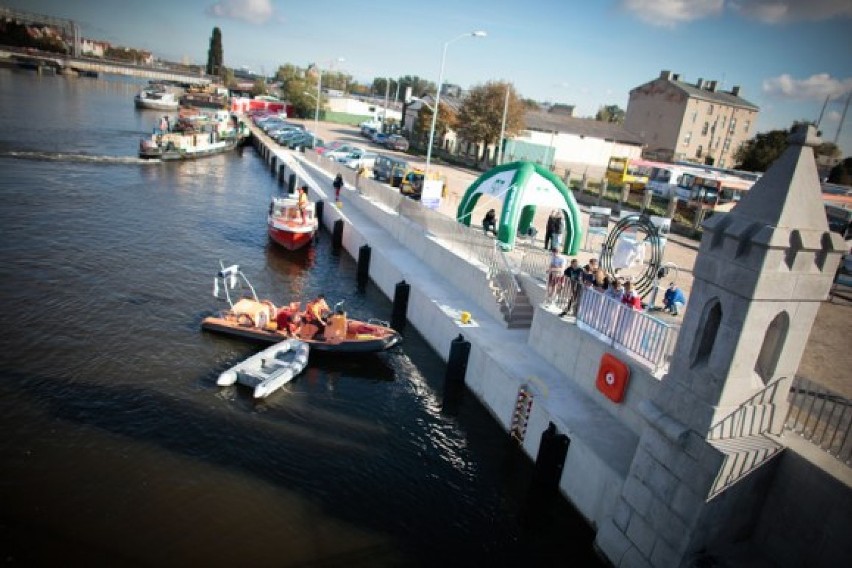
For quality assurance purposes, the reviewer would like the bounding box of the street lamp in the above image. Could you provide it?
[313,57,344,148]
[424,31,486,178]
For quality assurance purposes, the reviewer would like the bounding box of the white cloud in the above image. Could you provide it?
[207,0,274,25]
[730,0,852,23]
[620,0,723,27]
[762,73,852,101]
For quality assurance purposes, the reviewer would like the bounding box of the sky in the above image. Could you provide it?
[7,0,852,155]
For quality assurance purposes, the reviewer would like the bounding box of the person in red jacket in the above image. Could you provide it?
[621,281,643,310]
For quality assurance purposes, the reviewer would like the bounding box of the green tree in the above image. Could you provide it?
[397,75,434,100]
[521,98,540,110]
[455,81,525,162]
[251,78,268,96]
[596,104,625,123]
[206,27,223,76]
[735,123,842,172]
[411,103,456,148]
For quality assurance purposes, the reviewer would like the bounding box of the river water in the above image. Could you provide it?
[0,70,601,567]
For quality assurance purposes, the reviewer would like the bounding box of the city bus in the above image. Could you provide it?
[605,157,664,191]
[687,173,755,214]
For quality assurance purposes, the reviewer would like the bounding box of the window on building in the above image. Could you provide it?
[691,299,722,368]
[696,145,704,157]
[708,105,715,115]
[744,120,750,133]
[729,118,737,134]
[755,312,789,385]
[702,122,709,135]
[692,111,698,123]
[723,138,731,151]
[683,132,692,145]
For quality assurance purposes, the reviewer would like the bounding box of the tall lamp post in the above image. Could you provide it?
[313,57,344,147]
[424,31,486,178]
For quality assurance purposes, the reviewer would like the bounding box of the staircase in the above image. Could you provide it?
[502,288,534,328]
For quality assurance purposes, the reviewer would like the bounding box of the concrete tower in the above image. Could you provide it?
[596,124,847,567]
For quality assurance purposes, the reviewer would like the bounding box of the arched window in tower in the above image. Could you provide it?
[755,312,789,385]
[690,298,722,368]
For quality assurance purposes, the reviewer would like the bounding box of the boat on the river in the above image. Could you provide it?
[217,338,309,398]
[202,263,402,353]
[134,89,179,111]
[267,195,318,251]
[139,109,248,160]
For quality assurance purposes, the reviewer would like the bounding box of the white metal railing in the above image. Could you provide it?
[575,288,678,372]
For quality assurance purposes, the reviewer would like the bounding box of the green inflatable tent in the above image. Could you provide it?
[457,161,583,255]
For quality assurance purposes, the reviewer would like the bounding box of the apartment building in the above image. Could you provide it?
[625,70,759,167]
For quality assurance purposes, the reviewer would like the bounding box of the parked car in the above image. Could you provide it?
[341,150,378,170]
[385,134,409,152]
[373,154,410,187]
[399,169,425,199]
[371,132,389,145]
[287,132,323,149]
[275,129,304,145]
[324,145,362,161]
[315,140,348,156]
[361,126,377,139]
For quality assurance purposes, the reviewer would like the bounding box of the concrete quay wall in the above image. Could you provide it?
[256,136,636,529]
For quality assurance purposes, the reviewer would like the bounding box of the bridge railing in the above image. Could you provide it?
[785,376,852,465]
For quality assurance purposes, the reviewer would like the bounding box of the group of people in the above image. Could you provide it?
[275,293,331,339]
[547,252,687,317]
[548,253,645,314]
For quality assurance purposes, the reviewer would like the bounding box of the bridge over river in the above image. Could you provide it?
[0,48,212,85]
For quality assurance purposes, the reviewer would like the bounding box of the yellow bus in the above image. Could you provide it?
[605,157,662,190]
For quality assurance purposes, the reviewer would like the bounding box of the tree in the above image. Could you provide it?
[596,104,625,123]
[206,27,223,76]
[455,81,525,162]
[734,123,842,172]
[411,103,457,148]
[828,157,852,185]
[251,78,268,97]
[397,75,435,100]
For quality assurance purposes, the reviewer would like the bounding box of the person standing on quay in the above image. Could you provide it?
[544,210,563,250]
[333,173,343,202]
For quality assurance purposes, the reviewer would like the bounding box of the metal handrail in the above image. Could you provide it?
[785,376,852,465]
[575,287,678,372]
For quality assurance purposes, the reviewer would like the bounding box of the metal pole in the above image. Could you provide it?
[834,92,851,146]
[497,83,509,166]
[384,78,390,132]
[425,31,485,179]
[314,67,321,148]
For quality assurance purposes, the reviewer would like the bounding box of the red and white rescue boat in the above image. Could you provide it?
[267,196,318,251]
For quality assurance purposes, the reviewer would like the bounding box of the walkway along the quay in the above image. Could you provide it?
[250,123,852,568]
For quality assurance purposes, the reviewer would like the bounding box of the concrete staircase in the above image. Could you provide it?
[502,289,534,329]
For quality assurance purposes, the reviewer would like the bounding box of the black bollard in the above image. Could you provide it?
[278,165,285,184]
[332,219,344,254]
[444,334,471,385]
[270,157,276,175]
[391,280,410,332]
[315,200,324,226]
[288,173,296,194]
[532,422,570,496]
[356,244,371,290]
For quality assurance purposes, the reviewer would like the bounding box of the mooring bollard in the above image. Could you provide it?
[532,422,571,496]
[287,173,296,194]
[278,165,285,184]
[357,244,371,290]
[315,200,324,226]
[332,219,344,253]
[391,280,410,331]
[444,333,471,385]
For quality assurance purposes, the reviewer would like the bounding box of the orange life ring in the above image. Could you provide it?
[596,353,630,403]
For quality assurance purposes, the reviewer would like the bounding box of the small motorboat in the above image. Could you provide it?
[201,263,402,353]
[134,89,180,111]
[217,338,309,398]
[267,196,318,251]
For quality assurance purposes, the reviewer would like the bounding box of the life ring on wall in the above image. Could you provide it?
[596,353,630,403]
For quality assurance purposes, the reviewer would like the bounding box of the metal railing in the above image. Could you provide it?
[785,377,852,465]
[575,288,678,372]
